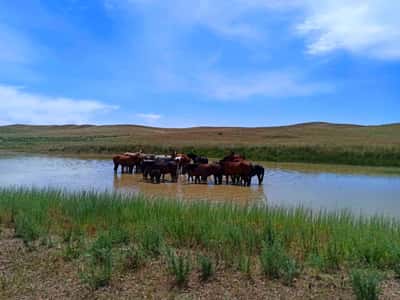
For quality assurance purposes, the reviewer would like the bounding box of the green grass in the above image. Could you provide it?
[198,255,215,281]
[1,188,400,277]
[350,269,383,300]
[1,123,400,167]
[79,233,114,289]
[165,247,191,287]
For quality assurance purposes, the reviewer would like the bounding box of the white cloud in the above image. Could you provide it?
[0,85,118,125]
[115,0,400,60]
[136,113,161,123]
[198,71,332,100]
[297,1,400,59]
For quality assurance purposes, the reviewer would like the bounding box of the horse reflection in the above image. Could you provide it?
[113,174,267,206]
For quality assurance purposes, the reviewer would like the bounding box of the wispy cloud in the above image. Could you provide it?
[106,0,299,41]
[297,1,400,59]
[136,113,162,123]
[199,71,332,100]
[113,0,400,60]
[0,85,118,125]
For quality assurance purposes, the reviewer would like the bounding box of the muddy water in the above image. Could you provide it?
[1,153,400,217]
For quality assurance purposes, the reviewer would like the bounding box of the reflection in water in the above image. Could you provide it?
[113,173,266,205]
[0,153,400,217]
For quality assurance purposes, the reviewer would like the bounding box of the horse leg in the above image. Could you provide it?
[114,163,119,173]
[225,175,229,185]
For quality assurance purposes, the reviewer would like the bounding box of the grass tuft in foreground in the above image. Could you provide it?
[350,269,383,300]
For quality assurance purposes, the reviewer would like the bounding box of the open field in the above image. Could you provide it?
[1,122,400,167]
[1,188,400,298]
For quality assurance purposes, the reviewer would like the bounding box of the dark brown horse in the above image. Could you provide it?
[220,152,252,185]
[182,163,223,184]
[222,152,246,162]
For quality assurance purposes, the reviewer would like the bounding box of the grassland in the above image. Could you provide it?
[1,188,400,298]
[1,122,400,167]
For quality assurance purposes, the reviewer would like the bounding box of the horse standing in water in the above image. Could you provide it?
[220,152,253,186]
[174,153,191,175]
[251,164,265,185]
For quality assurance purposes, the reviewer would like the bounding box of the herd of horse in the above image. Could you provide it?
[112,151,265,186]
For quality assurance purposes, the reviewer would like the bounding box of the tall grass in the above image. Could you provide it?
[1,188,400,272]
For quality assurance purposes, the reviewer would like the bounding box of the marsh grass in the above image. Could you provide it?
[198,255,215,281]
[63,235,84,261]
[2,188,400,278]
[350,269,383,300]
[14,213,41,246]
[237,254,252,278]
[165,247,191,287]
[79,233,113,289]
[120,245,146,272]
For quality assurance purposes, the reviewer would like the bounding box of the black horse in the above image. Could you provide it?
[142,158,177,183]
[187,153,208,164]
[251,164,265,185]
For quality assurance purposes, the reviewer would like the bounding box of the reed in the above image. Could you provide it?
[1,187,400,274]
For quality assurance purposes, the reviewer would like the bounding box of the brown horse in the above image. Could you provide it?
[183,163,216,184]
[220,152,252,185]
[113,155,136,173]
[123,152,145,173]
[175,153,191,174]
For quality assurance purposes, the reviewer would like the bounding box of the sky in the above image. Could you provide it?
[0,0,399,127]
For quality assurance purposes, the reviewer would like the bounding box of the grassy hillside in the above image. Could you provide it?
[1,122,400,166]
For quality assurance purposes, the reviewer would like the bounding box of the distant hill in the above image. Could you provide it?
[1,123,400,166]
[1,122,400,148]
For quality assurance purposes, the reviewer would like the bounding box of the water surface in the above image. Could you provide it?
[1,153,400,217]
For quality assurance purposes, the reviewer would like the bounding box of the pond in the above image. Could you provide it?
[1,153,400,217]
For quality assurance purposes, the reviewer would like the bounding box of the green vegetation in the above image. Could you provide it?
[198,255,215,281]
[0,187,399,296]
[350,269,383,300]
[260,241,299,285]
[165,248,191,287]
[14,213,41,247]
[1,123,400,166]
[120,245,146,272]
[79,233,114,289]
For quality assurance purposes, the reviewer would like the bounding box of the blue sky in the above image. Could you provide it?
[0,0,399,127]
